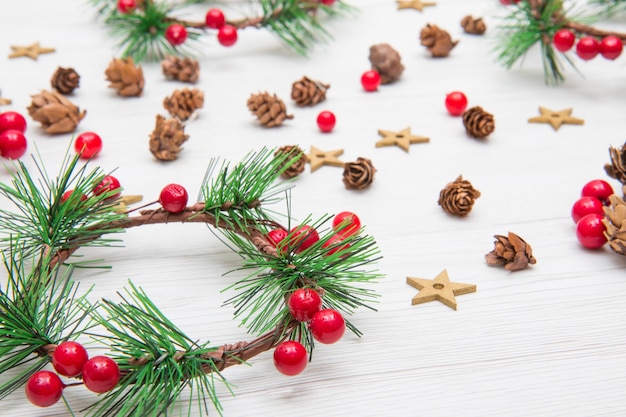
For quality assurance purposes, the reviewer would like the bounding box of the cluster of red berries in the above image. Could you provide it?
[553,30,623,61]
[0,111,28,160]
[25,341,120,408]
[571,179,614,249]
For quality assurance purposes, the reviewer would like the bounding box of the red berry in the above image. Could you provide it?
[61,189,87,204]
[576,36,600,60]
[0,111,27,133]
[309,309,345,344]
[322,234,350,256]
[332,211,361,237]
[165,24,188,46]
[576,213,607,249]
[117,0,137,13]
[159,183,188,213]
[52,341,89,377]
[571,196,604,223]
[600,35,623,60]
[267,228,288,246]
[273,341,307,376]
[82,356,120,393]
[553,29,576,52]
[217,25,238,47]
[288,289,322,322]
[25,371,64,408]
[320,0,336,5]
[0,129,27,159]
[316,110,336,133]
[93,175,122,200]
[74,132,103,159]
[581,179,614,204]
[205,8,225,29]
[499,0,520,3]
[361,70,381,92]
[288,225,320,254]
[444,91,468,116]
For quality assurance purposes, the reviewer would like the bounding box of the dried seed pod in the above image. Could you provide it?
[161,56,200,84]
[247,92,293,128]
[369,44,404,84]
[51,67,80,94]
[105,57,144,97]
[291,76,330,106]
[485,232,536,271]
[343,157,376,190]
[275,145,308,179]
[461,15,486,35]
[149,115,189,161]
[463,106,495,138]
[438,175,481,216]
[602,193,626,255]
[604,142,626,186]
[420,24,459,58]
[163,88,204,121]
[27,89,86,134]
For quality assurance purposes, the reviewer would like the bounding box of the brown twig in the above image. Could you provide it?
[565,22,626,42]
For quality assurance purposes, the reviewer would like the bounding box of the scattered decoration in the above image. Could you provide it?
[581,179,614,205]
[307,146,344,172]
[527,107,584,131]
[113,195,144,214]
[343,157,376,190]
[603,194,626,255]
[485,232,536,271]
[376,128,429,152]
[51,67,80,95]
[445,91,468,116]
[247,92,293,128]
[0,91,12,106]
[163,88,204,121]
[75,132,103,159]
[461,15,486,35]
[576,213,607,249]
[165,23,188,46]
[420,24,458,58]
[8,42,55,60]
[438,175,481,216]
[406,269,476,310]
[105,57,145,97]
[159,184,189,214]
[361,70,381,92]
[161,56,200,84]
[0,129,28,160]
[463,106,495,138]
[274,145,307,179]
[291,76,330,106]
[605,142,626,186]
[217,25,239,47]
[369,44,404,84]
[274,341,308,376]
[309,309,346,344]
[25,370,64,407]
[571,196,604,223]
[317,110,336,133]
[27,90,86,134]
[149,114,189,161]
[396,0,436,12]
[0,111,27,134]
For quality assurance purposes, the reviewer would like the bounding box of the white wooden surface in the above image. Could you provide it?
[2,1,626,416]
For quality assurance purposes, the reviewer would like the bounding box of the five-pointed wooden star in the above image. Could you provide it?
[376,127,430,153]
[306,146,344,172]
[0,96,11,106]
[396,0,436,11]
[527,107,584,131]
[9,42,56,60]
[406,269,476,310]
[113,195,144,214]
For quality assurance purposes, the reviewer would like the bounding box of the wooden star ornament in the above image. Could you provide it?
[376,128,429,153]
[9,42,55,60]
[397,0,436,11]
[406,269,476,310]
[527,107,584,131]
[306,146,344,172]
[0,91,11,106]
[113,195,144,214]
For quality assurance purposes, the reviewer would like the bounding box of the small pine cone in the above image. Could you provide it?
[51,67,80,94]
[105,57,144,97]
[463,106,495,138]
[275,145,308,179]
[438,175,481,216]
[485,232,536,271]
[461,15,486,35]
[161,56,200,84]
[163,88,204,121]
[247,92,294,128]
[27,90,86,134]
[420,24,459,58]
[149,115,189,161]
[343,157,376,190]
[602,194,626,255]
[291,76,330,106]
[369,44,405,84]
[604,142,626,185]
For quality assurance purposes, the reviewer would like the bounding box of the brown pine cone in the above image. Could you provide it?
[369,44,405,85]
[343,157,376,190]
[438,175,481,216]
[27,90,86,134]
[275,145,308,179]
[485,232,536,271]
[291,76,330,106]
[105,57,144,97]
[163,88,204,121]
[461,16,486,35]
[149,115,189,161]
[247,92,294,128]
[602,193,626,255]
[463,106,495,138]
[420,24,459,58]
[161,56,200,84]
[604,142,626,185]
[51,67,80,94]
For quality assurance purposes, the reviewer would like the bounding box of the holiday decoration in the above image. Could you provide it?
[217,25,238,47]
[75,132,103,159]
[420,24,458,58]
[51,67,80,95]
[343,157,376,190]
[438,175,481,216]
[51,341,89,378]
[572,197,604,223]
[247,92,294,128]
[117,0,137,14]
[27,90,86,134]
[205,8,225,29]
[113,194,143,214]
[485,232,537,271]
[0,111,27,133]
[576,213,608,249]
[396,0,436,12]
[288,224,320,254]
[149,114,189,161]
[105,57,145,97]
[93,175,122,199]
[406,269,476,310]
[576,36,600,60]
[369,44,405,84]
[307,146,345,172]
[461,15,486,35]
[288,289,322,322]
[273,341,308,376]
[317,111,336,133]
[8,42,55,60]
[0,96,11,106]
[161,56,200,84]
[274,145,307,179]
[309,309,346,344]
[445,91,468,116]
[81,355,121,393]
[165,23,188,46]
[604,142,626,186]
[0,130,27,160]
[462,106,495,138]
[291,76,330,106]
[528,107,584,131]
[159,183,189,213]
[361,70,381,92]
[332,211,361,237]
[602,193,626,255]
[376,128,429,152]
[581,179,614,205]
[599,35,623,60]
[163,88,204,121]
[25,371,64,407]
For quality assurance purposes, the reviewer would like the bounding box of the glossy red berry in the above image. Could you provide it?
[309,309,345,344]
[288,225,320,254]
[581,179,614,205]
[0,111,27,133]
[599,35,623,60]
[576,36,600,60]
[0,130,27,159]
[205,8,225,29]
[332,211,361,237]
[288,288,322,322]
[571,196,604,224]
[576,213,607,249]
[444,91,468,116]
[361,70,381,92]
[117,0,137,13]
[82,356,120,393]
[267,228,288,246]
[165,24,188,46]
[273,341,307,376]
[159,183,188,213]
[321,0,336,5]
[217,25,238,47]
[316,110,336,133]
[553,29,576,52]
[322,234,350,256]
[499,0,520,4]
[93,175,122,200]
[61,189,87,204]
[74,132,103,159]
[25,371,64,407]
[52,341,89,377]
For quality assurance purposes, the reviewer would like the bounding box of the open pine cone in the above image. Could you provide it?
[343,157,376,190]
[149,115,189,161]
[420,24,458,58]
[438,175,481,216]
[27,89,86,134]
[163,88,204,121]
[461,16,486,35]
[485,232,536,271]
[105,57,144,97]
[291,76,330,106]
[247,92,293,127]
[51,67,80,94]
[369,44,404,84]
[161,56,200,84]
[604,142,626,186]
[602,193,626,255]
[275,145,308,179]
[463,106,495,139]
